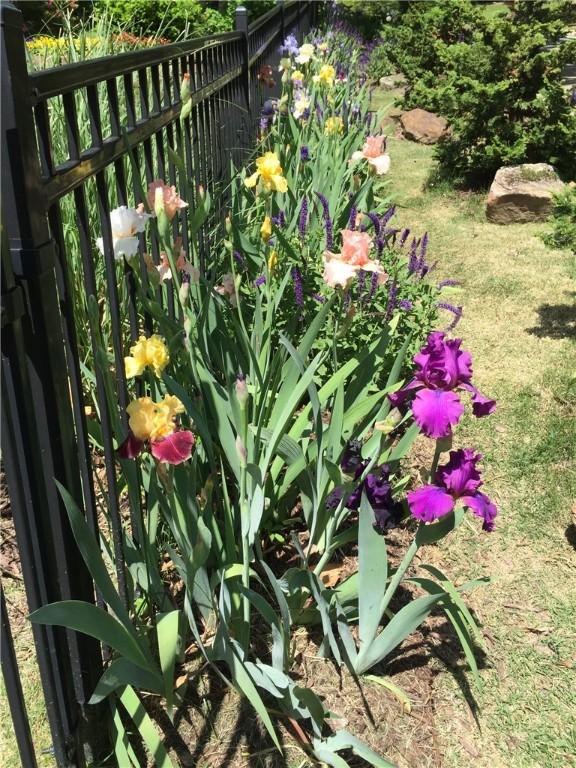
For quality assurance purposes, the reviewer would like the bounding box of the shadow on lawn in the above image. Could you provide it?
[565,523,576,551]
[526,293,576,339]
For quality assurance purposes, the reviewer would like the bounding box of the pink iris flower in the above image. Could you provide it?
[323,229,387,289]
[351,136,391,175]
[389,331,496,439]
[407,448,497,531]
[147,180,188,221]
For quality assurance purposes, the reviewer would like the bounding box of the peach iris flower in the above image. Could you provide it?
[156,237,199,283]
[351,136,391,175]
[147,180,188,220]
[322,229,387,289]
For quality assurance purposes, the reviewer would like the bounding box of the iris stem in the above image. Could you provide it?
[430,440,443,478]
[238,405,250,639]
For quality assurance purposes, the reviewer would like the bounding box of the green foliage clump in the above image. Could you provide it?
[374,0,576,187]
[540,186,576,253]
[94,0,275,41]
[368,44,395,81]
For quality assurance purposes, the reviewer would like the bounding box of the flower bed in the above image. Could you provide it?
[30,28,498,767]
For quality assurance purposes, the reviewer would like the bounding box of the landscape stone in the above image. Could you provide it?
[486,163,565,224]
[400,108,448,144]
[378,73,408,90]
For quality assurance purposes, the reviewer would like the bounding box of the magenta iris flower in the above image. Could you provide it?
[389,331,495,439]
[407,449,497,531]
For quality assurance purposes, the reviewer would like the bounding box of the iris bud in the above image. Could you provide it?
[235,374,249,409]
[179,282,190,305]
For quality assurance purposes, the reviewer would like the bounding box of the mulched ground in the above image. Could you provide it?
[2,460,475,768]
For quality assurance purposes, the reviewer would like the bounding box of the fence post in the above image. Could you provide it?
[235,5,252,142]
[1,3,109,765]
[278,0,285,45]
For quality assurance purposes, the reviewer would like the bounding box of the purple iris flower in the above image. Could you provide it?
[327,442,403,533]
[300,146,310,162]
[280,34,299,56]
[407,449,497,532]
[389,332,496,439]
[271,210,285,228]
[254,275,266,287]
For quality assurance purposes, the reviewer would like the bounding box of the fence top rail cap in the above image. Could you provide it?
[27,30,244,101]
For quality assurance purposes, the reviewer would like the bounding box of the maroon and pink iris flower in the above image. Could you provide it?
[389,331,496,439]
[407,448,497,531]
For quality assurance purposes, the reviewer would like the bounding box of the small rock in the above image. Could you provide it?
[400,108,448,144]
[379,73,407,90]
[486,164,565,224]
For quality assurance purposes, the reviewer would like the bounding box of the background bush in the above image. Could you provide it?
[367,0,576,187]
[540,186,576,253]
[19,0,277,42]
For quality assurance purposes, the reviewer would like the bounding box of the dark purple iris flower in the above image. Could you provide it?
[389,332,496,439]
[300,146,310,162]
[407,449,497,531]
[327,442,403,533]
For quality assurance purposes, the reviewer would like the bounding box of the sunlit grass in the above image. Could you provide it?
[379,93,576,768]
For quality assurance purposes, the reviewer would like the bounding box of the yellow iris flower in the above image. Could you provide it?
[244,152,288,193]
[315,64,335,87]
[127,394,184,442]
[324,116,344,136]
[124,335,170,378]
[268,250,278,271]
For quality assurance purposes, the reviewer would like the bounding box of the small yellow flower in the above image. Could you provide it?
[291,69,305,83]
[324,116,344,136]
[244,152,288,194]
[127,394,184,442]
[267,250,278,271]
[261,216,272,242]
[125,335,170,378]
[314,64,335,87]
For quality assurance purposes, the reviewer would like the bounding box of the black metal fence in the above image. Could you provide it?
[0,2,315,765]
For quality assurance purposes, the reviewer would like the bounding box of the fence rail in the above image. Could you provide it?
[0,2,315,765]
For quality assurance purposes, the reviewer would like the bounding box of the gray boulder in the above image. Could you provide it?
[486,164,565,224]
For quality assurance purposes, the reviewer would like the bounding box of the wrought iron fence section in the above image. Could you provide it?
[1,2,314,766]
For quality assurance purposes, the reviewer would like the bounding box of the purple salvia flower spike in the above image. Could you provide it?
[298,197,308,240]
[291,267,304,307]
[385,280,398,320]
[358,270,366,304]
[366,271,379,304]
[399,228,410,247]
[367,211,381,238]
[437,302,463,331]
[315,193,334,250]
[381,205,396,227]
[349,202,358,231]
